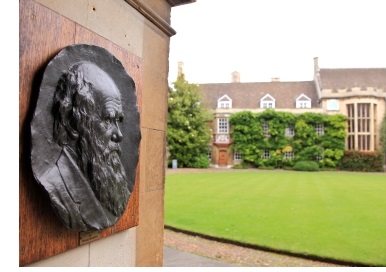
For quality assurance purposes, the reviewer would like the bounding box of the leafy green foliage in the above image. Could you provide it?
[167,74,211,168]
[380,113,386,163]
[190,154,210,168]
[293,161,320,171]
[229,109,347,169]
[339,151,384,172]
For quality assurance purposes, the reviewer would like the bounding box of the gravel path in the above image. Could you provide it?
[164,228,344,267]
[165,168,349,267]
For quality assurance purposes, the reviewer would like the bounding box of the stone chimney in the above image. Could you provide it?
[313,57,319,72]
[231,71,240,83]
[313,57,322,101]
[178,61,184,77]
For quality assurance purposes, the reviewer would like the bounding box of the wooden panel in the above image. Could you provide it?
[74,25,143,238]
[19,0,142,266]
[19,0,79,266]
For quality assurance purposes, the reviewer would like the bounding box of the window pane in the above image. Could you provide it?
[218,118,229,133]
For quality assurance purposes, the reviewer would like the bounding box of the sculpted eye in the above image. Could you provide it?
[104,118,112,125]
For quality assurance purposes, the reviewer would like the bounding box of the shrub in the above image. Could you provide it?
[339,151,384,172]
[190,155,210,168]
[233,162,250,169]
[293,161,320,172]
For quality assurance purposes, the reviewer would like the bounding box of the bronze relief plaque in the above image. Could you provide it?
[31,44,141,231]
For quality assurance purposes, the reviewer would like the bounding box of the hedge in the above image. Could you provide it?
[339,151,384,172]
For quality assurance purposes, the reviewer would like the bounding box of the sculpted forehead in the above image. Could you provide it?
[75,62,121,100]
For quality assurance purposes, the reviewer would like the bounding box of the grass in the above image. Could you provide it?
[164,171,386,266]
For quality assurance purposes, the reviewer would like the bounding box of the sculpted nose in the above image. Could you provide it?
[111,123,123,143]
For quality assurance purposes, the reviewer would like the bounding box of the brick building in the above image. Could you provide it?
[194,58,386,167]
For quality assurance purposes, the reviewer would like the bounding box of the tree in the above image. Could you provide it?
[167,74,212,168]
[380,113,386,165]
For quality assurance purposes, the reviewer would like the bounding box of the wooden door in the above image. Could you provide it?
[219,150,227,166]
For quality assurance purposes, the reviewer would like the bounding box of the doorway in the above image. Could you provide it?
[218,150,227,166]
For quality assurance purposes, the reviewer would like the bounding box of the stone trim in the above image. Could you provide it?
[125,0,176,37]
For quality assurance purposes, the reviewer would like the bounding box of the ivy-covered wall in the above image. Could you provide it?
[229,109,347,169]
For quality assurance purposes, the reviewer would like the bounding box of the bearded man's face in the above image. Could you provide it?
[77,71,129,217]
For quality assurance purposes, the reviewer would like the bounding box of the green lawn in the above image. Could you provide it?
[165,171,386,266]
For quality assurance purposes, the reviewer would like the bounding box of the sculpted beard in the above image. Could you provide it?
[78,124,129,217]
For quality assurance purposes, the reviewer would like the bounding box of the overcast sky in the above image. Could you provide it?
[168,0,386,85]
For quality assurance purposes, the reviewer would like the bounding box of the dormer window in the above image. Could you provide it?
[260,94,275,109]
[217,94,232,109]
[296,94,311,108]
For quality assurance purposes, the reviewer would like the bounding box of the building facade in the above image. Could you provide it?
[197,58,386,168]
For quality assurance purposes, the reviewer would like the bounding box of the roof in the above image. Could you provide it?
[167,0,196,7]
[199,81,318,109]
[319,68,386,89]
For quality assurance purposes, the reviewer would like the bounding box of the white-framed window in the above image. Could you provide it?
[316,155,323,161]
[285,124,295,137]
[295,94,311,108]
[218,118,229,133]
[219,101,231,108]
[207,145,212,160]
[262,101,274,108]
[234,150,242,161]
[315,147,324,161]
[283,151,295,160]
[298,102,308,108]
[261,149,270,159]
[314,124,324,136]
[260,94,275,109]
[326,99,339,111]
[262,121,269,137]
[217,94,232,109]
